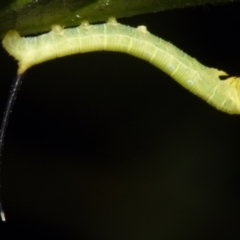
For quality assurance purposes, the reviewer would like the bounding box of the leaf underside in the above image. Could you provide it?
[0,0,237,38]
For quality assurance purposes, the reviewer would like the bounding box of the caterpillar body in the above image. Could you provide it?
[2,17,240,114]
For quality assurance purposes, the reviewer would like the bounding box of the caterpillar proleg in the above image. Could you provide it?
[0,17,240,220]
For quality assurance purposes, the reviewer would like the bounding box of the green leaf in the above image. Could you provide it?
[0,0,238,38]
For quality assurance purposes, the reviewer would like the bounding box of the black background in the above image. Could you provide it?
[0,2,240,240]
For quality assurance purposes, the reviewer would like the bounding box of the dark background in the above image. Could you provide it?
[0,2,240,240]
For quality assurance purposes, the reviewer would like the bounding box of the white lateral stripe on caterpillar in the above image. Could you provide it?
[2,17,240,114]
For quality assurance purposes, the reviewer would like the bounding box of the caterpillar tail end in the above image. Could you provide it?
[2,30,21,56]
[2,30,28,75]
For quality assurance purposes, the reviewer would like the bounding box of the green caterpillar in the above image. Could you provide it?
[2,17,240,114]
